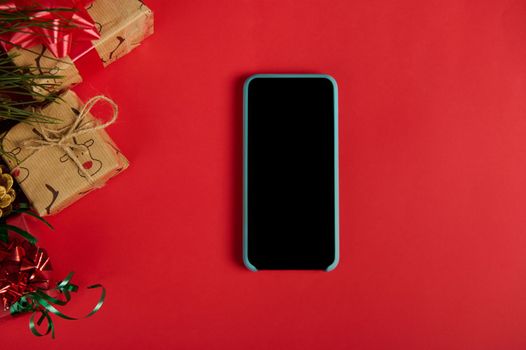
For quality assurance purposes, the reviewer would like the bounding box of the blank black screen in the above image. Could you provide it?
[246,76,337,270]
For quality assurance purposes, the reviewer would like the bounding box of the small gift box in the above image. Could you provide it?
[0,91,128,216]
[4,0,154,94]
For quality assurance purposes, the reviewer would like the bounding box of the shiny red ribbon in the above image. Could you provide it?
[0,0,100,58]
[0,238,51,314]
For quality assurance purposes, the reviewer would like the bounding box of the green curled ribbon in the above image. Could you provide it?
[9,272,105,339]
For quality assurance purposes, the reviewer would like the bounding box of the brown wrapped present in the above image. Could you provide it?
[0,91,128,216]
[9,0,154,94]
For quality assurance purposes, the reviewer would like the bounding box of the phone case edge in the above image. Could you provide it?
[242,73,340,272]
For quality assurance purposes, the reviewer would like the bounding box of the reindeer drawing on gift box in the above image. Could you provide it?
[59,136,103,178]
[31,125,103,179]
[2,147,30,184]
[32,126,103,214]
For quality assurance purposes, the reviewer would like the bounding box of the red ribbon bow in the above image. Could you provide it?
[0,0,100,58]
[0,238,51,314]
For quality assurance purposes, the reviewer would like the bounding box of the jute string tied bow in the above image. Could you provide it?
[20,95,118,183]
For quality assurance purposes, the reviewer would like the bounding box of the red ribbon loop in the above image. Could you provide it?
[0,0,100,58]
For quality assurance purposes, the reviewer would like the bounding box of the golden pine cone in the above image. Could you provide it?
[0,168,15,218]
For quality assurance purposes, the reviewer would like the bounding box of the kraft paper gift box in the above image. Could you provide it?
[0,91,128,216]
[8,0,154,95]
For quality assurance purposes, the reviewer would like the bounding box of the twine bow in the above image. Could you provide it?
[21,95,118,183]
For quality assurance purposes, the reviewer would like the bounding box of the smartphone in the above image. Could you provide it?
[243,74,339,271]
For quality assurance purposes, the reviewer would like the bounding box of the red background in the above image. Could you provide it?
[3,0,526,349]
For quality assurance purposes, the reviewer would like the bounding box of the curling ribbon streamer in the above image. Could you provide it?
[10,272,105,338]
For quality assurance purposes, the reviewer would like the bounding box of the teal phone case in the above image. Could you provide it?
[243,74,340,272]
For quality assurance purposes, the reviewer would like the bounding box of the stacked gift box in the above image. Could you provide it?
[0,0,153,337]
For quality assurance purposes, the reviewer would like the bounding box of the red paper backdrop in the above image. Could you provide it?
[3,0,526,349]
